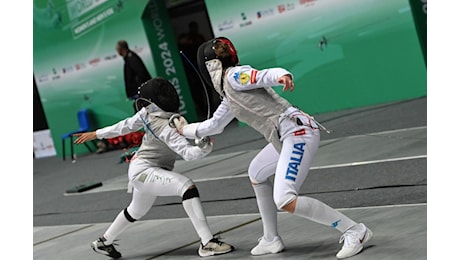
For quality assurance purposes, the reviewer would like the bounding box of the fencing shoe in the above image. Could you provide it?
[250,235,285,256]
[198,237,234,257]
[336,223,373,259]
[91,237,122,259]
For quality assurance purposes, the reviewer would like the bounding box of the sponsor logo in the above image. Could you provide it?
[359,230,367,243]
[104,54,117,60]
[89,58,100,65]
[37,74,49,83]
[279,3,296,13]
[62,66,74,74]
[331,219,341,228]
[75,63,85,70]
[299,0,316,6]
[240,12,252,27]
[278,4,286,13]
[232,71,250,85]
[134,46,144,53]
[239,73,250,84]
[72,7,115,38]
[285,142,305,181]
[257,8,274,19]
[218,19,234,31]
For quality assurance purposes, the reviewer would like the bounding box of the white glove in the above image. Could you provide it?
[168,114,188,134]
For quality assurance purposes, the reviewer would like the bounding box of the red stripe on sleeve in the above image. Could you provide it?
[250,70,258,84]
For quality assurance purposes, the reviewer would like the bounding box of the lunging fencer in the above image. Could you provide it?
[73,78,234,259]
[174,37,373,259]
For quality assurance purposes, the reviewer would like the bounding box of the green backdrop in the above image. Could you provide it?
[34,0,426,158]
[205,0,426,114]
[33,0,197,157]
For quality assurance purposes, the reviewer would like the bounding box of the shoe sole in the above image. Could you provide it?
[91,242,122,259]
[198,246,234,257]
[250,239,285,256]
[251,245,285,256]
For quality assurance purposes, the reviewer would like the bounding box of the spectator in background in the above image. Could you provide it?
[116,40,152,112]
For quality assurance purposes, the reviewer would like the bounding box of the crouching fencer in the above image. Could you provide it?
[73,77,234,259]
[173,37,373,259]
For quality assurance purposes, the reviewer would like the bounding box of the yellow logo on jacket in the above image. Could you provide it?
[238,72,251,84]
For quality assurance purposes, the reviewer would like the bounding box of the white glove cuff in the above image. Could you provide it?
[182,123,200,139]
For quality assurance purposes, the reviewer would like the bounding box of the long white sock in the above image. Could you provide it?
[293,196,356,233]
[182,197,213,245]
[252,181,278,241]
[103,210,131,244]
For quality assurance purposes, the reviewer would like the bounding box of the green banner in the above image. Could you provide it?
[408,0,427,65]
[142,0,197,121]
[204,0,427,114]
[33,0,197,157]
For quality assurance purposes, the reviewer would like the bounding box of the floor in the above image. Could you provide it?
[33,97,427,259]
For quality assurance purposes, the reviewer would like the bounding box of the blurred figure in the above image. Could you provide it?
[116,40,152,112]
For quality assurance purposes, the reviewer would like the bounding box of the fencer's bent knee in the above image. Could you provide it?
[248,162,270,183]
[124,208,137,222]
[182,187,200,201]
[274,193,297,211]
[248,160,274,183]
[248,162,260,183]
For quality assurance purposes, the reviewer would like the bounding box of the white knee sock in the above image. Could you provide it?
[104,210,131,244]
[253,181,278,241]
[293,196,356,233]
[182,197,213,245]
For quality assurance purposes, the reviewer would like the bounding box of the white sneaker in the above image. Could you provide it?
[250,235,285,256]
[336,223,373,259]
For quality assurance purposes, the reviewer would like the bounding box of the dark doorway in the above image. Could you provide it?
[167,0,220,120]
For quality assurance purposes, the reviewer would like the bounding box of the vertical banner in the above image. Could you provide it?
[409,0,427,65]
[142,0,198,122]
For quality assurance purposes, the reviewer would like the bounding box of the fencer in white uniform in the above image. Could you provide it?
[73,77,234,259]
[177,37,373,259]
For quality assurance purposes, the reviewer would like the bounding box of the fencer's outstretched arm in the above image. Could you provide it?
[226,65,294,92]
[161,127,213,161]
[181,99,234,139]
[73,131,97,144]
[278,74,294,92]
[74,108,146,144]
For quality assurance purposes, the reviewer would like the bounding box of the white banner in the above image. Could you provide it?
[33,129,57,158]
